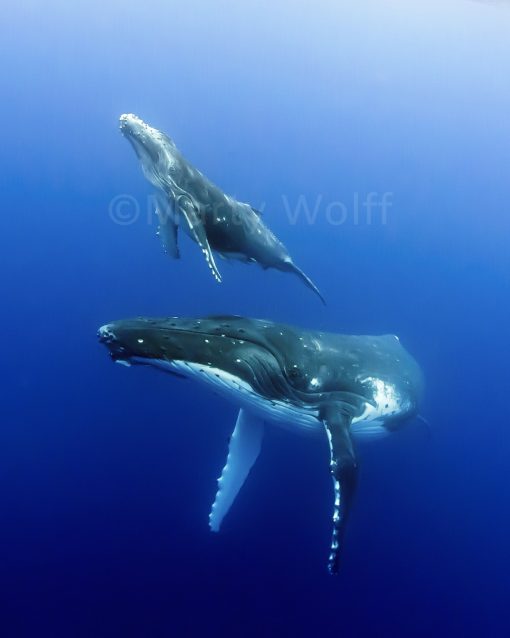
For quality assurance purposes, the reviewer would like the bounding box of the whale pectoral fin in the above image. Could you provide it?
[155,195,180,259]
[321,405,358,574]
[178,197,222,283]
[209,409,264,532]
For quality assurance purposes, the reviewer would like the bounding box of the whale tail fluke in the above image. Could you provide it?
[416,414,433,440]
[284,260,326,305]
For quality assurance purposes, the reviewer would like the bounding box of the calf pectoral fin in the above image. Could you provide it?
[209,409,264,532]
[155,194,180,259]
[178,196,222,283]
[321,405,358,574]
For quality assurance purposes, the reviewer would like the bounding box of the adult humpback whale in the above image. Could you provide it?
[119,114,325,304]
[98,316,423,573]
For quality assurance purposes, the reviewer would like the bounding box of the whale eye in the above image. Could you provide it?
[287,365,304,385]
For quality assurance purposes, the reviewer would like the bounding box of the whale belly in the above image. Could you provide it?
[130,359,398,438]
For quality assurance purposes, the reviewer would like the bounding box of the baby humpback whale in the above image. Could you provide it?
[119,114,325,304]
[98,315,423,573]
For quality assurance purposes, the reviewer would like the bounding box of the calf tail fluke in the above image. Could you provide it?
[288,262,326,305]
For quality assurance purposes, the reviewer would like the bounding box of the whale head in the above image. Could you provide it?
[97,316,292,400]
[119,113,176,185]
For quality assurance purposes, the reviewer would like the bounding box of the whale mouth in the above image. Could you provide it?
[98,325,133,363]
[97,320,297,401]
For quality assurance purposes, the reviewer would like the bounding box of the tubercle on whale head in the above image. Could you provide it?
[119,113,153,136]
[119,113,166,164]
[97,317,258,371]
[97,317,292,400]
[98,320,171,363]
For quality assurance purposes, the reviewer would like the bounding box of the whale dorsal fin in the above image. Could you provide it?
[320,404,358,574]
[209,409,264,532]
[178,196,222,283]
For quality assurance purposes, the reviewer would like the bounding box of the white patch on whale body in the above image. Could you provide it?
[131,358,404,439]
[357,376,409,419]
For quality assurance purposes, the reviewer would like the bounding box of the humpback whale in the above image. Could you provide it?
[119,114,325,304]
[98,315,423,573]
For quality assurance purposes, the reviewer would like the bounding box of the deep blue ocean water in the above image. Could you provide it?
[1,1,510,636]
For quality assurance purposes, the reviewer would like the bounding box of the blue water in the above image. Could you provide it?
[2,1,510,636]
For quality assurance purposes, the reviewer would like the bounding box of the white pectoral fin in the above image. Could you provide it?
[155,194,180,259]
[209,409,264,532]
[178,196,222,282]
